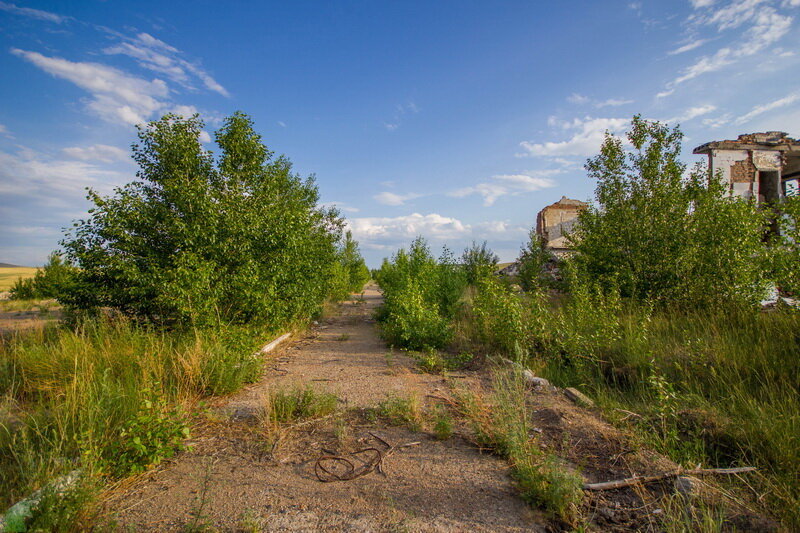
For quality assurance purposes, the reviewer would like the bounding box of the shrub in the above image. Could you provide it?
[472,276,527,358]
[376,238,464,350]
[382,281,451,350]
[103,392,189,477]
[461,241,498,285]
[61,112,344,327]
[516,230,552,291]
[9,253,77,300]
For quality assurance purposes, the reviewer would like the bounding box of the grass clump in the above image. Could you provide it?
[264,387,338,424]
[432,406,453,440]
[376,394,424,432]
[455,371,583,524]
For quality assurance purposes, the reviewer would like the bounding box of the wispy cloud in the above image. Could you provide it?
[373,191,421,206]
[567,93,590,105]
[12,48,170,126]
[595,98,634,108]
[449,171,559,206]
[668,38,709,55]
[735,92,800,124]
[519,117,629,158]
[103,32,229,97]
[659,1,794,96]
[0,1,68,23]
[384,101,419,131]
[663,104,717,124]
[567,93,633,108]
[0,145,129,208]
[62,144,129,163]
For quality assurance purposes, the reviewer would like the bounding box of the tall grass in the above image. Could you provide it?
[452,281,800,528]
[454,370,583,524]
[0,316,272,525]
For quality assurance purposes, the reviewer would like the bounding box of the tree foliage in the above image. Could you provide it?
[9,253,78,300]
[461,241,499,285]
[62,112,346,326]
[516,229,552,291]
[571,116,767,307]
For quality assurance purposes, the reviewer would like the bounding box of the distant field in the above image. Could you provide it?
[0,267,38,291]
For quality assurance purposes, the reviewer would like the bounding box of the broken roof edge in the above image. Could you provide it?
[541,195,589,210]
[693,132,800,155]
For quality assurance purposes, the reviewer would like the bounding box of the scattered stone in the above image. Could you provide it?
[674,476,700,498]
[565,387,595,407]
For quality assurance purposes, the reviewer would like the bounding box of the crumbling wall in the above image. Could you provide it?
[536,197,587,253]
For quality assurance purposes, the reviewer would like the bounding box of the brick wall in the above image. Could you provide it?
[730,158,756,183]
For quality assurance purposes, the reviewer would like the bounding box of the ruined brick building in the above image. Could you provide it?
[535,196,588,256]
[693,131,800,203]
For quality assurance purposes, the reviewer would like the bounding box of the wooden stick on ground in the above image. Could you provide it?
[583,466,756,491]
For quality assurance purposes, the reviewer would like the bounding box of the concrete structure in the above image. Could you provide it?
[693,132,800,203]
[535,196,588,256]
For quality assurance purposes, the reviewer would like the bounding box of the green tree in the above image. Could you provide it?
[9,252,78,300]
[461,241,498,285]
[516,229,552,291]
[572,115,767,307]
[62,112,344,326]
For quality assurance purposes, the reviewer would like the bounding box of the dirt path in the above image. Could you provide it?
[104,284,548,532]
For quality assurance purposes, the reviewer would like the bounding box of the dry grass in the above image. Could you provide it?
[0,267,38,291]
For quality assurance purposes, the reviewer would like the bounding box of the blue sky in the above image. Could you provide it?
[1,0,799,267]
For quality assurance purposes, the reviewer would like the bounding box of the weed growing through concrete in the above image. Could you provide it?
[377,394,424,432]
[454,370,583,525]
[263,387,338,424]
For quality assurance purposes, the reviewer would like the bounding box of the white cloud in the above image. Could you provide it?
[450,171,559,206]
[702,114,732,128]
[690,0,716,7]
[171,104,198,117]
[0,1,67,23]
[0,146,129,208]
[668,38,708,55]
[373,191,421,206]
[12,48,169,126]
[347,212,526,251]
[277,121,286,128]
[198,131,212,143]
[103,32,229,97]
[595,98,634,108]
[664,104,717,123]
[348,213,470,244]
[384,123,399,131]
[519,117,629,157]
[735,93,800,124]
[567,93,590,105]
[62,144,129,163]
[660,3,793,95]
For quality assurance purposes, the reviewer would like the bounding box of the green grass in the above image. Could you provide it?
[376,394,424,431]
[454,370,583,524]
[0,316,270,528]
[263,387,338,424]
[0,267,38,292]
[524,300,800,529]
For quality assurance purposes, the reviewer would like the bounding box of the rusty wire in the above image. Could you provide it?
[314,432,419,482]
